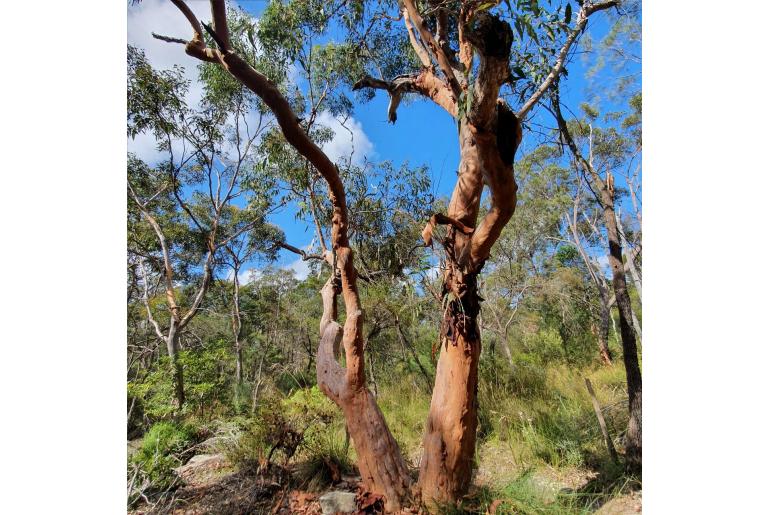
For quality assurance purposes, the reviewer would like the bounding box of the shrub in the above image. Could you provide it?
[521,327,566,364]
[294,427,352,491]
[131,421,197,490]
[223,395,304,469]
[282,385,337,423]
[224,387,337,471]
[275,369,315,394]
[127,340,232,423]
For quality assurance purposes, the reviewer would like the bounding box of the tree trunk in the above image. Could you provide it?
[418,273,481,505]
[159,2,611,508]
[317,277,412,512]
[418,116,513,506]
[500,335,515,366]
[597,303,613,365]
[251,354,264,414]
[231,263,244,387]
[166,326,185,408]
[553,92,642,474]
[235,344,243,385]
[585,378,618,463]
[602,192,642,474]
[631,309,642,340]
[615,212,642,303]
[564,208,613,366]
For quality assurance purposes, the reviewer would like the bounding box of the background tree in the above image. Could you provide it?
[128,45,278,409]
[550,83,642,473]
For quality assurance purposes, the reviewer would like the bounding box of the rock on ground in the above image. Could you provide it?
[319,491,358,514]
[174,454,231,486]
[595,490,642,514]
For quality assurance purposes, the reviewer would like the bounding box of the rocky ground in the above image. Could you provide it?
[129,446,641,514]
[129,449,391,515]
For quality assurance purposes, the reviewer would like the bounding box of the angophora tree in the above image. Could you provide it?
[152,0,619,509]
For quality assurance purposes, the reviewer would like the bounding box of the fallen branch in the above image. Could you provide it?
[585,377,618,463]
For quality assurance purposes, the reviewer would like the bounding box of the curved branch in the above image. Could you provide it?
[463,12,513,129]
[178,250,214,330]
[209,0,231,52]
[429,0,453,61]
[517,0,619,119]
[128,182,181,321]
[421,212,475,248]
[466,148,517,269]
[139,258,166,342]
[170,0,204,37]
[276,241,327,262]
[402,0,461,96]
[353,70,457,120]
[400,2,432,68]
[151,33,187,45]
[317,278,346,400]
[165,0,368,414]
[215,50,351,251]
[166,0,221,63]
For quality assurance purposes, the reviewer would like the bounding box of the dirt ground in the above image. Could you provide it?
[130,449,641,514]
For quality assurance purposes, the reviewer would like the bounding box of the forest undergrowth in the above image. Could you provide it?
[128,330,641,514]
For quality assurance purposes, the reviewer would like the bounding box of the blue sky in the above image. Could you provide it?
[128,0,640,281]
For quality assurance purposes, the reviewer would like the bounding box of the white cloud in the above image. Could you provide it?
[287,259,311,280]
[595,254,610,274]
[128,2,274,167]
[127,0,209,106]
[127,0,211,163]
[127,130,163,164]
[226,260,310,283]
[127,3,374,171]
[315,112,375,166]
[225,268,263,285]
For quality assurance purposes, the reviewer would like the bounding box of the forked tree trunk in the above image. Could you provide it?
[204,32,415,505]
[317,276,412,511]
[155,2,588,509]
[419,111,519,506]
